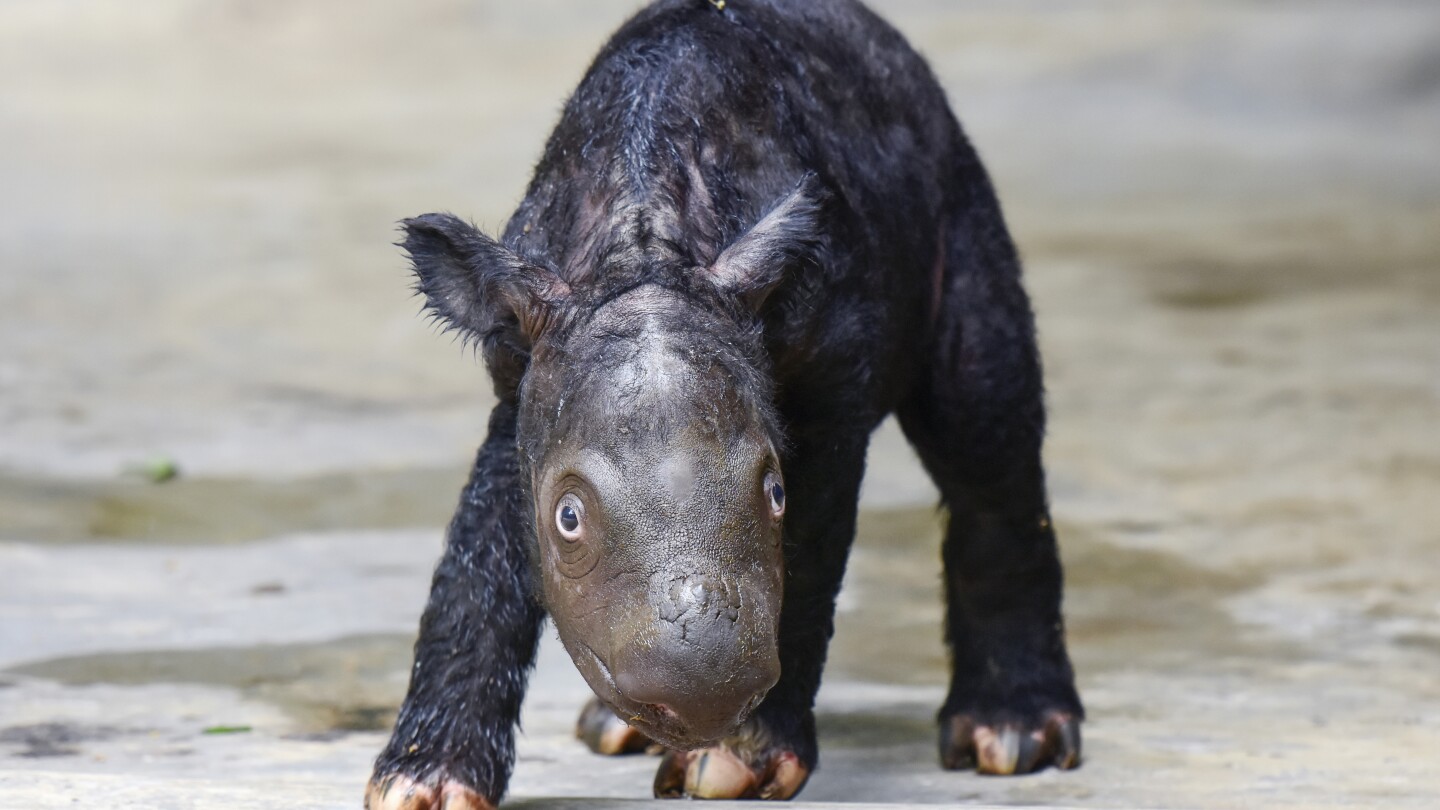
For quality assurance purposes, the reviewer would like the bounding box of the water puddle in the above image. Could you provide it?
[3,504,1281,736]
[1037,224,1440,311]
[830,507,1279,688]
[829,506,948,686]
[1060,524,1277,676]
[0,468,466,545]
[815,709,934,750]
[6,635,412,734]
[0,723,125,759]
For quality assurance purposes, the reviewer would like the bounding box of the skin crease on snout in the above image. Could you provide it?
[521,287,787,750]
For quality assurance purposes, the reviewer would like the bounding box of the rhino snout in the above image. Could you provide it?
[608,572,780,747]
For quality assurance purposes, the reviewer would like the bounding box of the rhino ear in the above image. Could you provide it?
[402,213,568,349]
[708,176,825,310]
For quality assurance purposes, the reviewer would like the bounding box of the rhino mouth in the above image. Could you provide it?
[574,642,749,750]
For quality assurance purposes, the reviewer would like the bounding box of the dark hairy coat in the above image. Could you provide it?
[370,1,1082,805]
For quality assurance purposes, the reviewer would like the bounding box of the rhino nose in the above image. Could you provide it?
[613,653,777,743]
[612,573,780,743]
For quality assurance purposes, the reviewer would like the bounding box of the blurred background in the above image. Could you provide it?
[1,1,1437,807]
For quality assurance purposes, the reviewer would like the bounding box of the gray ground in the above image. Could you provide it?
[2,1,1438,808]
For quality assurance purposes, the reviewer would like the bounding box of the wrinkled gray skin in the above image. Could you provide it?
[517,285,786,748]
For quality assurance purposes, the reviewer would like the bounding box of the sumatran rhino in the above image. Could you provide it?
[367,1,1083,807]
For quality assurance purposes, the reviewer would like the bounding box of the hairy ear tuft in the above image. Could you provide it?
[708,175,826,309]
[402,214,567,383]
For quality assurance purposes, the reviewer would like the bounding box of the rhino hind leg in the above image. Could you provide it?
[896,155,1084,776]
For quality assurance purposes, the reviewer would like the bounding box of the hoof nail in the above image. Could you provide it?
[365,775,433,810]
[1051,713,1083,770]
[760,752,809,800]
[687,749,758,798]
[1015,728,1049,774]
[596,722,644,755]
[439,784,491,810]
[577,697,650,755]
[653,750,689,799]
[365,775,492,810]
[941,711,1084,776]
[975,725,1021,775]
[939,715,977,770]
[653,735,810,799]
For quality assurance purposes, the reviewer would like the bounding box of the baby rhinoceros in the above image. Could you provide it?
[367,0,1082,807]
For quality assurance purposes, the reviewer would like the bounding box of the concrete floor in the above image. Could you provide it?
[2,1,1438,808]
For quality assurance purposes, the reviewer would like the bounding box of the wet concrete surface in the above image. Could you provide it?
[2,0,1439,808]
[0,469,466,544]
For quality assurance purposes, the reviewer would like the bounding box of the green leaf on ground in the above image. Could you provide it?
[141,457,180,483]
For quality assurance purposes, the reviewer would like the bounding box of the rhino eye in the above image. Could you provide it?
[765,472,785,517]
[555,494,583,539]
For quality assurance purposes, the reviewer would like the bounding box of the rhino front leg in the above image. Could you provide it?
[368,402,546,810]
